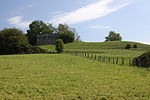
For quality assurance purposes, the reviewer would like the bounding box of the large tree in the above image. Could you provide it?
[105,31,122,41]
[27,20,55,45]
[0,28,31,54]
[57,24,75,44]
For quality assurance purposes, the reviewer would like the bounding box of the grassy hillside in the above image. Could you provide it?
[0,54,150,100]
[40,41,150,51]
[40,41,150,58]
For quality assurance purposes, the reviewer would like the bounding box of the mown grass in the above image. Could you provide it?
[40,41,150,52]
[40,41,150,58]
[0,54,150,100]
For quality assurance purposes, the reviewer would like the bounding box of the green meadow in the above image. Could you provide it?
[40,41,150,51]
[40,41,150,57]
[0,41,150,100]
[0,54,150,100]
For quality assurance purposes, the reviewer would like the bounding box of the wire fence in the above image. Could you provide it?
[64,51,133,66]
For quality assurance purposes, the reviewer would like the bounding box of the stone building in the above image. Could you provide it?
[37,34,58,45]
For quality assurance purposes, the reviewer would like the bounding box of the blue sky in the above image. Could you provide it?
[0,0,150,44]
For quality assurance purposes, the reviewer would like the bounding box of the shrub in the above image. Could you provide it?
[133,44,137,48]
[55,39,64,53]
[0,28,31,54]
[132,52,150,68]
[0,28,49,55]
[125,44,131,49]
[31,46,48,53]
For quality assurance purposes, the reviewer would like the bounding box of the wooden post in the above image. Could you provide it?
[116,57,119,64]
[95,55,97,60]
[112,57,114,64]
[108,57,110,63]
[121,57,124,65]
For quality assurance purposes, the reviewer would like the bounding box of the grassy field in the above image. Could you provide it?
[40,41,150,51]
[40,41,150,57]
[0,54,150,100]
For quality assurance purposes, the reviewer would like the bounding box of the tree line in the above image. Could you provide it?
[27,20,80,45]
[0,20,80,54]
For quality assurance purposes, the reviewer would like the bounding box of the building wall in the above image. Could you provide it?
[37,34,58,45]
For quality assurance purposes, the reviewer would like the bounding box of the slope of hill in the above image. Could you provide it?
[40,41,150,57]
[40,41,150,51]
[0,54,150,99]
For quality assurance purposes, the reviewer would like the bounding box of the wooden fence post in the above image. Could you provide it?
[116,57,119,64]
[129,59,132,66]
[121,57,125,65]
[91,54,93,59]
[112,57,115,64]
[94,55,97,60]
[108,57,110,63]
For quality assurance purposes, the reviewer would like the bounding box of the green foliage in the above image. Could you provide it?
[55,39,64,53]
[132,52,150,68]
[133,44,138,48]
[0,28,32,54]
[27,20,55,45]
[0,54,150,99]
[27,21,78,45]
[31,46,48,53]
[105,31,122,41]
[57,24,75,43]
[125,44,131,49]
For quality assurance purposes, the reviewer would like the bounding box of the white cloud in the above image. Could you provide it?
[8,16,31,28]
[89,25,112,29]
[50,0,129,25]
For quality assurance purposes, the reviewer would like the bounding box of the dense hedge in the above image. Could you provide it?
[132,52,150,68]
[31,46,48,53]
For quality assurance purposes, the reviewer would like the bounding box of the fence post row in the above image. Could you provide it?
[65,51,133,66]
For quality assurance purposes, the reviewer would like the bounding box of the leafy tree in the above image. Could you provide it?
[125,44,131,49]
[27,20,55,45]
[57,24,75,44]
[55,39,64,53]
[105,31,122,41]
[0,28,31,54]
[132,52,150,68]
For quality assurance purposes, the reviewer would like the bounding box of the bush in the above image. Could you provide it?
[125,44,131,49]
[31,46,48,53]
[55,39,64,53]
[0,28,49,55]
[0,28,31,54]
[132,52,150,68]
[133,44,137,48]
